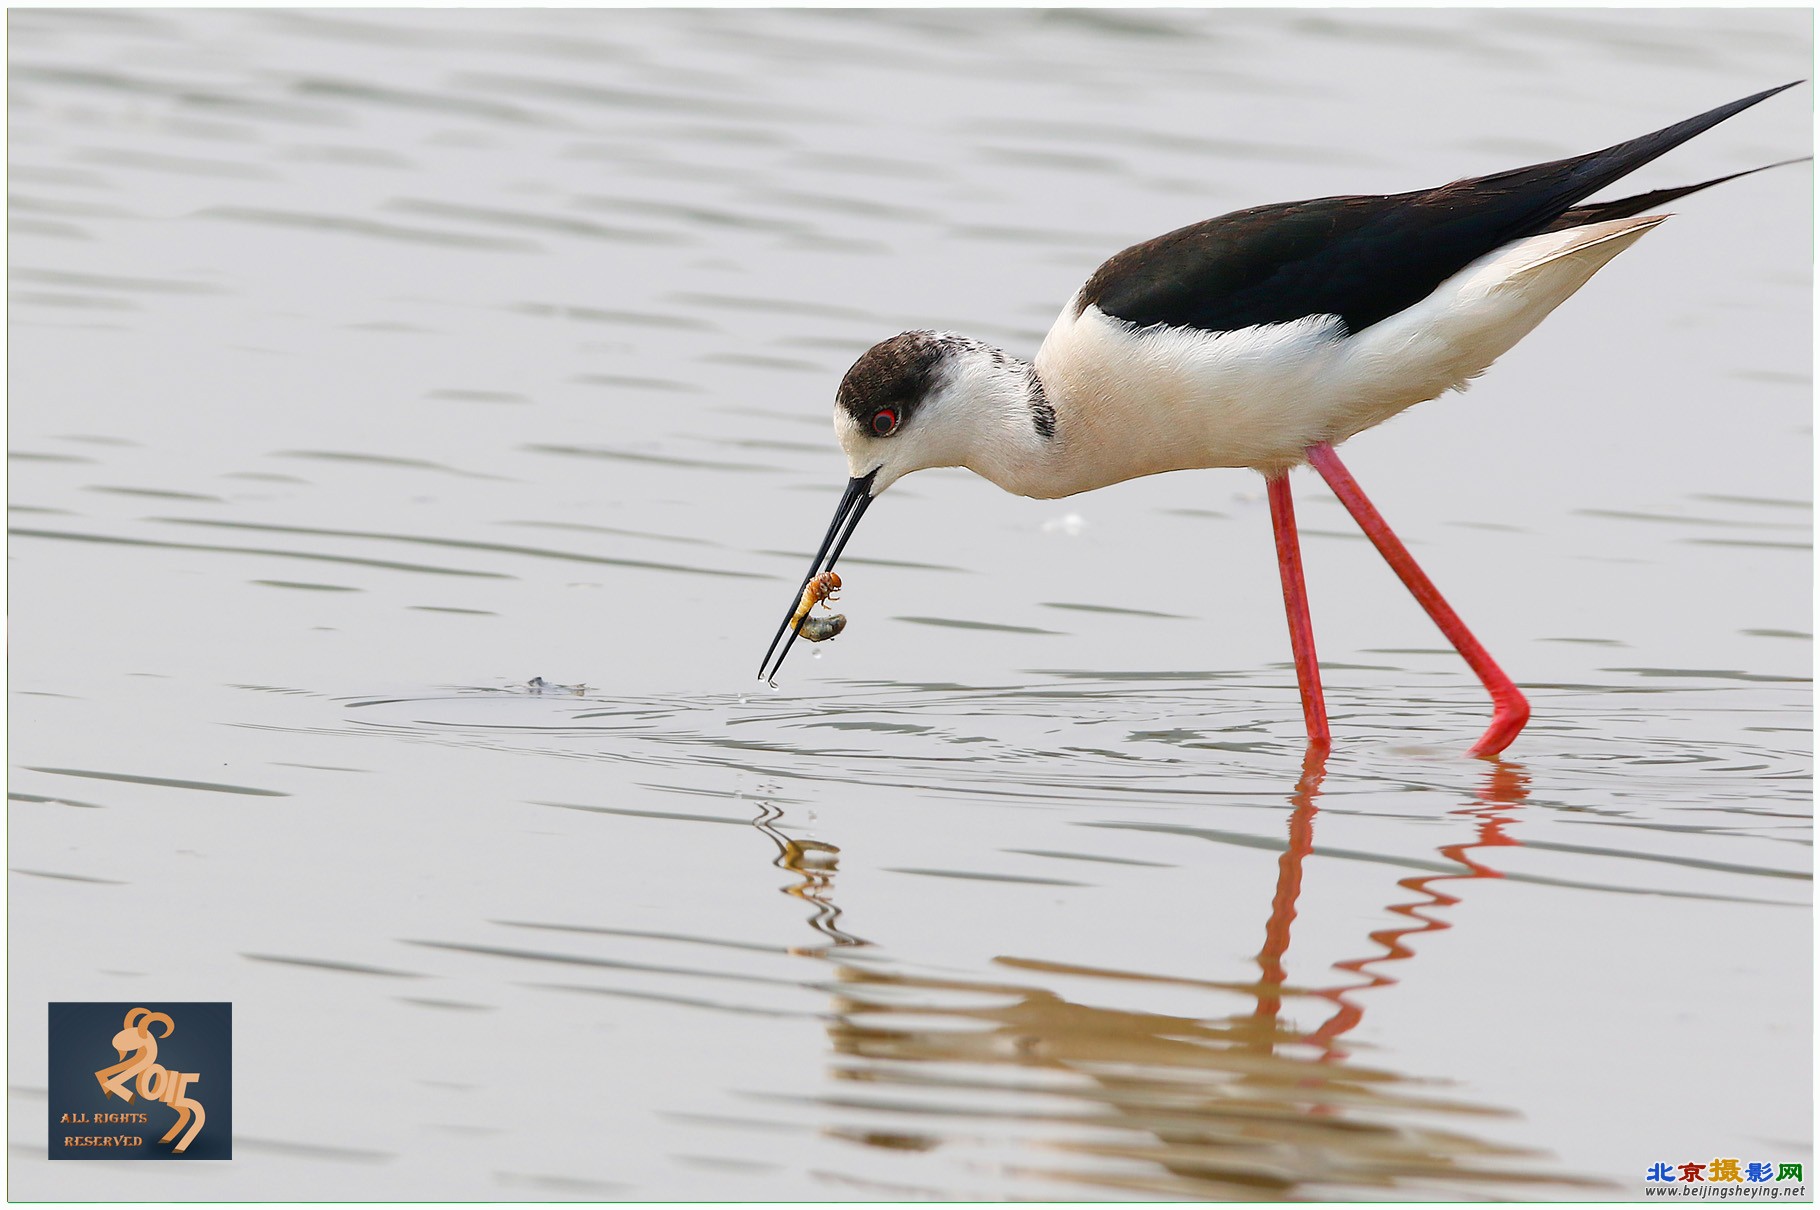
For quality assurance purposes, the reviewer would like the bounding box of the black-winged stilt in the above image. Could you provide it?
[758,83,1804,757]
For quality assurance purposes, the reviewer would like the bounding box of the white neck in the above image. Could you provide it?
[908,338,1062,498]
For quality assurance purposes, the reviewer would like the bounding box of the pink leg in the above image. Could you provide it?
[1267,473,1331,751]
[1305,443,1530,757]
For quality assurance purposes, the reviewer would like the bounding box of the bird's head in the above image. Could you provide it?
[834,329,1013,494]
[758,330,1039,682]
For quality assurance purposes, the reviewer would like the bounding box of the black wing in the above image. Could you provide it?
[1079,82,1800,336]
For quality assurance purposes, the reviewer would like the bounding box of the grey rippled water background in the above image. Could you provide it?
[7,8,1811,1201]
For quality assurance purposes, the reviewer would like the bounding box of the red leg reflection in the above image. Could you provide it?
[1254,746,1328,1026]
[1305,443,1530,757]
[1307,760,1530,1055]
[1267,473,1331,751]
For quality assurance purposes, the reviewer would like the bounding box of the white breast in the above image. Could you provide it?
[1031,214,1665,492]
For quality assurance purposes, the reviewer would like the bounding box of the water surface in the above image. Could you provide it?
[8,8,1811,1200]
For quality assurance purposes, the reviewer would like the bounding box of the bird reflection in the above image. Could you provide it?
[752,752,1593,1199]
[752,801,865,952]
[1305,758,1530,1054]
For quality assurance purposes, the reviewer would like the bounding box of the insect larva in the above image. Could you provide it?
[787,570,846,642]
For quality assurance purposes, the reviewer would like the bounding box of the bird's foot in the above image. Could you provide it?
[1468,690,1531,758]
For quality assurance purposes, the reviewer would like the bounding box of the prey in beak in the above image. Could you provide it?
[758,469,876,684]
[757,328,988,683]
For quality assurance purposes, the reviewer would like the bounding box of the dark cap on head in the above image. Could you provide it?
[837,331,947,428]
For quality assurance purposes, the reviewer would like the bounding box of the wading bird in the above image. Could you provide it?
[758,83,1803,756]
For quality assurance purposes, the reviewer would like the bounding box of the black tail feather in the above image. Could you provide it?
[1547,156,1813,232]
[1435,81,1806,245]
[1538,81,1803,204]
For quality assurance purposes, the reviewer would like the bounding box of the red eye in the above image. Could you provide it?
[871,409,899,437]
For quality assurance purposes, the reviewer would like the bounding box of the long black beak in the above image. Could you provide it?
[758,470,877,684]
